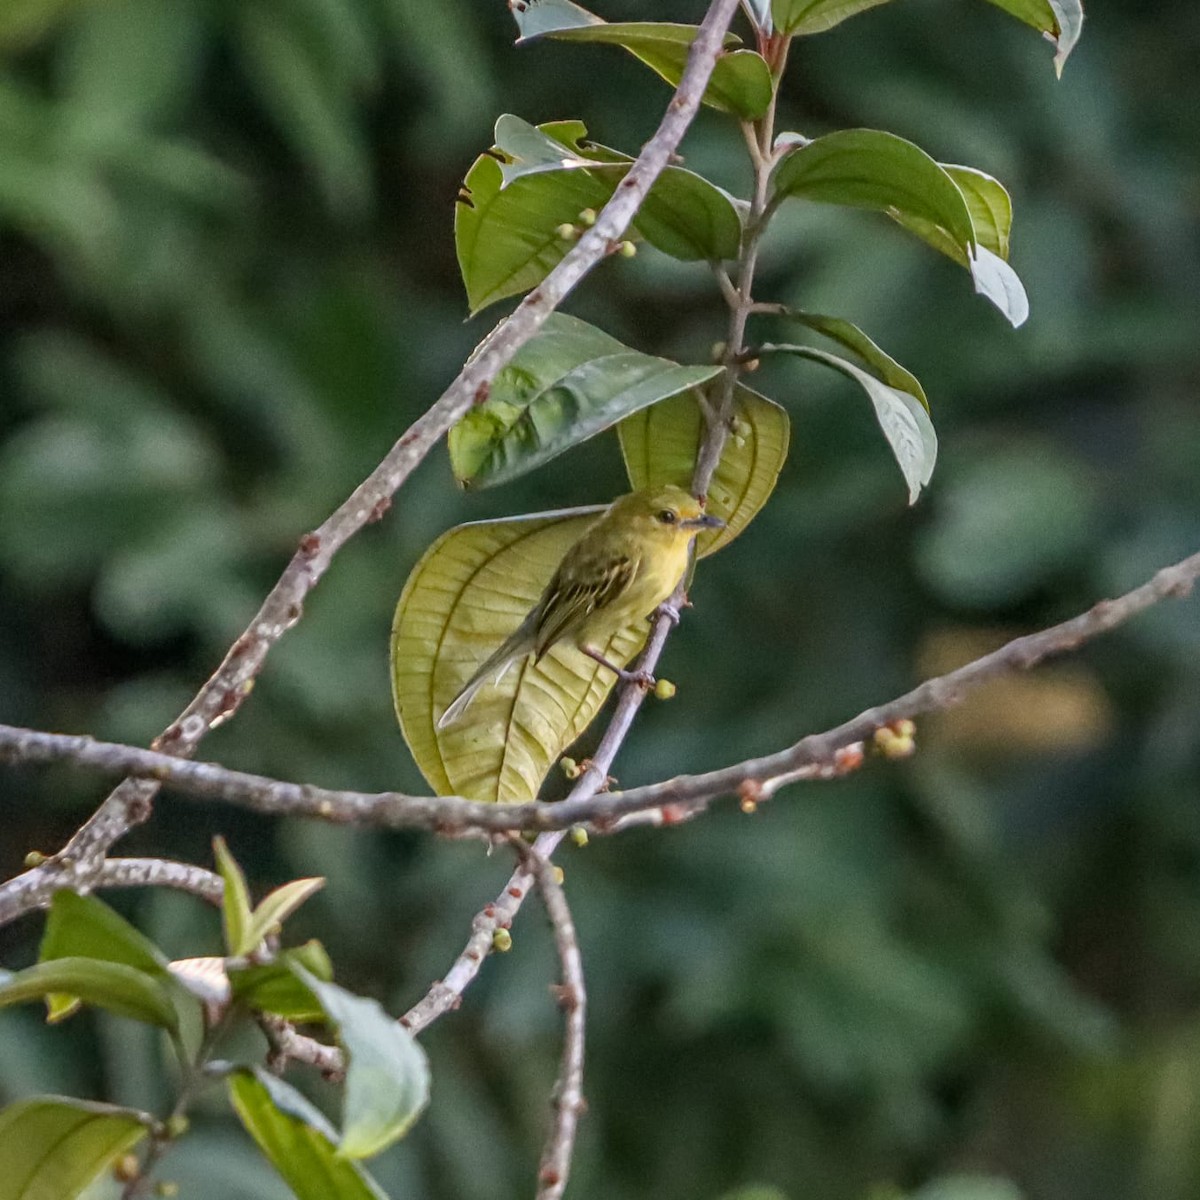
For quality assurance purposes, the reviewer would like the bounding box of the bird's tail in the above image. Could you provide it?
[436,626,534,729]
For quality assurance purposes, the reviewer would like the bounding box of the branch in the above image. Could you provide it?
[5,551,1193,843]
[509,839,587,1200]
[0,0,744,927]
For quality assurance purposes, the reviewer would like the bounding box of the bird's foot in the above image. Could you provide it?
[655,602,682,627]
[582,646,655,691]
[619,667,656,691]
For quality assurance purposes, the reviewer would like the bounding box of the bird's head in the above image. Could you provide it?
[609,484,725,546]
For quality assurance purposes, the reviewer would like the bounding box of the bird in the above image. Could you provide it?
[436,484,724,728]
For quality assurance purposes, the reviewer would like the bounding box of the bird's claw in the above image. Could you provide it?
[620,668,656,691]
[655,602,683,627]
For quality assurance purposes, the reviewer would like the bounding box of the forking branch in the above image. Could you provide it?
[0,0,745,929]
[2,546,1196,844]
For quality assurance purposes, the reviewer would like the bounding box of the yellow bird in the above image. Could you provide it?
[437,484,723,728]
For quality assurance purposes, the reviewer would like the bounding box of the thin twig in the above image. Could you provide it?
[0,0,744,929]
[508,838,587,1200]
[2,547,1195,841]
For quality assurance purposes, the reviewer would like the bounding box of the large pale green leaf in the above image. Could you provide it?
[0,1095,151,1200]
[771,0,892,36]
[0,958,180,1032]
[392,508,645,803]
[228,1070,390,1200]
[512,5,772,119]
[38,891,171,1023]
[618,385,790,557]
[978,0,1083,76]
[760,345,937,503]
[455,117,742,313]
[297,971,430,1159]
[448,312,721,488]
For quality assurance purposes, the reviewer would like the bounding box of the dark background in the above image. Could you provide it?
[1,2,1198,1198]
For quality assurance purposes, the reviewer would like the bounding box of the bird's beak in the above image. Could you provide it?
[683,513,725,530]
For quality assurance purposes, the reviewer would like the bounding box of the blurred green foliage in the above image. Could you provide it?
[1,2,1198,1198]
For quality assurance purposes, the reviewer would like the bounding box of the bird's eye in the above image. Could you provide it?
[657,509,678,525]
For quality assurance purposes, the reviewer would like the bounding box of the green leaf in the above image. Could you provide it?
[0,958,180,1032]
[978,0,1083,76]
[771,0,892,36]
[296,970,430,1159]
[760,345,937,503]
[512,7,772,119]
[391,506,645,802]
[448,313,721,488]
[774,134,1028,326]
[945,165,1012,259]
[243,877,325,954]
[0,1095,151,1200]
[618,385,790,557]
[456,117,742,313]
[213,837,254,958]
[768,309,928,408]
[889,164,1012,265]
[455,121,612,314]
[39,891,170,1023]
[773,129,977,253]
[40,892,169,976]
[228,1070,390,1200]
[491,117,743,261]
[230,941,334,1023]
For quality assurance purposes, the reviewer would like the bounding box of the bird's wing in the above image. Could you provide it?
[533,551,638,656]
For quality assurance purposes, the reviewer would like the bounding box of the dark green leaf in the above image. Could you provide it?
[40,891,169,976]
[772,128,976,253]
[456,117,742,313]
[760,344,937,503]
[230,941,334,1023]
[889,164,1012,265]
[0,1095,151,1200]
[978,0,1083,76]
[774,134,1028,325]
[771,0,891,36]
[228,1069,390,1200]
[297,970,430,1159]
[39,891,171,1023]
[492,116,742,261]
[767,309,927,408]
[213,836,254,957]
[455,121,611,314]
[447,312,721,488]
[512,7,771,119]
[0,958,180,1031]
